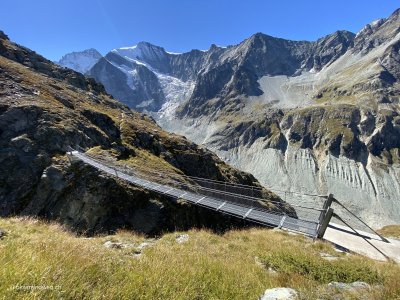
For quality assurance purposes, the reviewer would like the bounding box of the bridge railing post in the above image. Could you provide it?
[316,193,334,239]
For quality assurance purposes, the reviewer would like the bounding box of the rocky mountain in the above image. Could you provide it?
[70,31,355,115]
[88,52,166,110]
[111,42,172,74]
[58,8,400,228]
[0,30,288,235]
[58,48,102,74]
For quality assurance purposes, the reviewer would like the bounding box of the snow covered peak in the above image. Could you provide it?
[111,42,172,74]
[112,42,168,63]
[58,48,102,74]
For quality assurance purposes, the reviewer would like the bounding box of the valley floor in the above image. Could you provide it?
[0,217,399,300]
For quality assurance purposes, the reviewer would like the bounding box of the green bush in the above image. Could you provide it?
[262,249,382,284]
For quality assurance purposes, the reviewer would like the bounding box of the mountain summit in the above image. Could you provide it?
[58,48,102,74]
[111,42,171,73]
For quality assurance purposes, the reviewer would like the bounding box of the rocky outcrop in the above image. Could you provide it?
[23,160,260,235]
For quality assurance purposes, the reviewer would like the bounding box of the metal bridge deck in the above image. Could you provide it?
[71,151,320,237]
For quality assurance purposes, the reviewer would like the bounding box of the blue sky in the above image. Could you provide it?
[1,0,398,61]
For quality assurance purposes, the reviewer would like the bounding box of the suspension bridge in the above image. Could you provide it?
[68,149,331,238]
[68,148,400,262]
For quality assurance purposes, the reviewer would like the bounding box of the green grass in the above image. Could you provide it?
[262,248,381,284]
[0,217,399,299]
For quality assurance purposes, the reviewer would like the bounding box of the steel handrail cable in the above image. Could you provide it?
[123,165,325,213]
[88,154,325,214]
[117,162,318,205]
[83,152,326,214]
[82,151,325,197]
[116,158,328,199]
[73,151,321,229]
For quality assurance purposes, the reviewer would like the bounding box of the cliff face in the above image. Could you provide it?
[214,106,400,227]
[0,31,286,235]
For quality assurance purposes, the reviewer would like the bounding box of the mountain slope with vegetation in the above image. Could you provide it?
[0,30,285,235]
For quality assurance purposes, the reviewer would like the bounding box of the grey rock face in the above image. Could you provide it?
[89,53,166,111]
[169,49,208,81]
[178,32,355,118]
[382,39,400,82]
[239,33,312,77]
[111,41,172,74]
[354,9,400,54]
[162,101,400,228]
[304,30,355,71]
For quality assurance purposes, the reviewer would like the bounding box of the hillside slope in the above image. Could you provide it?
[0,217,399,299]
